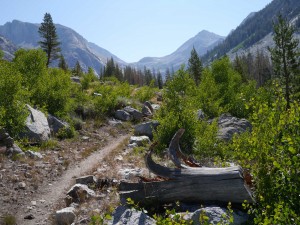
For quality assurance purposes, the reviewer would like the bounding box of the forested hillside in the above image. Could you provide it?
[202,0,300,63]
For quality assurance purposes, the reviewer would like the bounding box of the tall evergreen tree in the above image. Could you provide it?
[58,54,68,71]
[104,57,115,77]
[72,61,83,77]
[38,13,61,67]
[165,68,171,83]
[269,14,299,109]
[188,47,203,86]
[157,71,163,89]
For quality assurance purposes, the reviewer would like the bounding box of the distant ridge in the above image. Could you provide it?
[133,30,224,73]
[0,20,126,72]
[0,35,17,61]
[202,0,300,63]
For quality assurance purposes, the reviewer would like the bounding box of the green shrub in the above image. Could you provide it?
[13,48,48,90]
[93,80,131,116]
[133,80,157,103]
[81,67,98,90]
[0,60,28,136]
[56,126,76,140]
[193,120,223,164]
[229,89,300,224]
[154,68,198,153]
[14,49,72,117]
[2,214,16,225]
[34,68,72,117]
[196,69,222,118]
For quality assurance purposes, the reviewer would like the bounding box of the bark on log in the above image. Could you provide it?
[119,129,254,205]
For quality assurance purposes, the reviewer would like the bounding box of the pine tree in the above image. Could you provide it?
[165,68,171,83]
[188,47,203,86]
[58,54,68,71]
[157,71,163,89]
[73,61,83,77]
[269,14,299,109]
[38,13,61,67]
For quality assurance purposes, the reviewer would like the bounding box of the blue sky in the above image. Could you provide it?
[1,0,273,62]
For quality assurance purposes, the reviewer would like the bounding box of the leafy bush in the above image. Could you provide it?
[93,79,131,116]
[81,67,98,90]
[193,120,223,164]
[133,80,157,103]
[14,49,72,117]
[195,57,255,118]
[13,49,48,90]
[0,61,28,136]
[56,126,76,139]
[154,68,198,153]
[34,68,72,117]
[229,89,300,224]
[196,69,222,118]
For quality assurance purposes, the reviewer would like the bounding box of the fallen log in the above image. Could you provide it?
[119,129,254,205]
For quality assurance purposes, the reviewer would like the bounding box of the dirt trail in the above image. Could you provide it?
[16,134,129,225]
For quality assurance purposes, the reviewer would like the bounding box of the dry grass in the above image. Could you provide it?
[80,145,99,158]
[1,214,16,225]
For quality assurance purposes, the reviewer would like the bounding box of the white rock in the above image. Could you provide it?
[55,207,76,225]
[20,105,50,143]
[129,136,150,147]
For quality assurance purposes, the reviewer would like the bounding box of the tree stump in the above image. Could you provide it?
[119,129,254,205]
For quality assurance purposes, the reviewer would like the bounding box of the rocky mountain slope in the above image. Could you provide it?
[202,0,300,63]
[0,20,126,72]
[0,35,17,61]
[133,30,224,72]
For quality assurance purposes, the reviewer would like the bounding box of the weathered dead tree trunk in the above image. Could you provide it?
[119,129,254,205]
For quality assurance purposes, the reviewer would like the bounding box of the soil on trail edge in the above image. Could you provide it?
[15,134,129,225]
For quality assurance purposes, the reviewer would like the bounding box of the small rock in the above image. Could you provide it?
[118,168,143,180]
[108,206,155,225]
[128,143,138,148]
[114,110,132,121]
[197,109,205,120]
[31,201,37,206]
[25,150,43,159]
[6,144,24,156]
[65,195,73,207]
[191,206,249,225]
[108,119,123,127]
[67,184,96,203]
[81,136,90,141]
[76,175,97,185]
[151,104,160,111]
[56,207,76,225]
[18,182,26,190]
[134,121,160,140]
[129,136,150,147]
[123,106,143,121]
[142,105,152,117]
[4,136,14,147]
[25,172,32,178]
[47,114,70,134]
[115,155,123,161]
[24,214,35,220]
